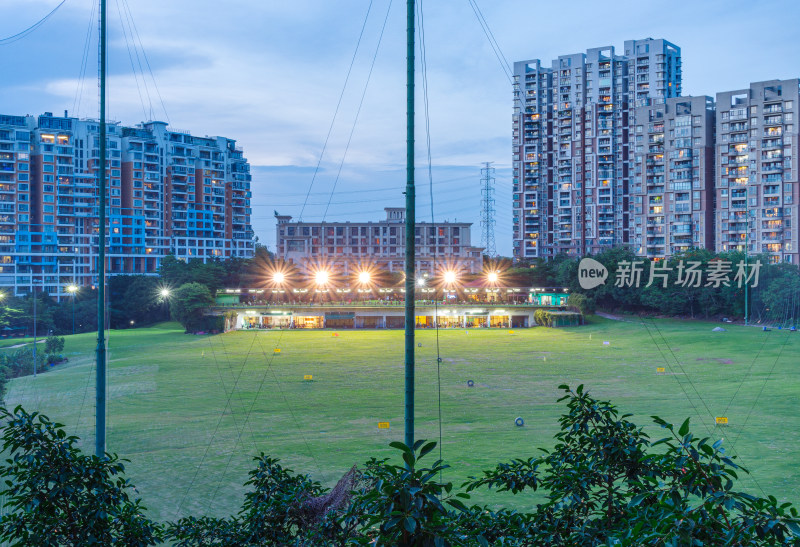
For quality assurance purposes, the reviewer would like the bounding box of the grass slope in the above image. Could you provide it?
[4,318,799,522]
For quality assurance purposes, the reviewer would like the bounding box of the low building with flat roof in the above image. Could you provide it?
[275,207,483,275]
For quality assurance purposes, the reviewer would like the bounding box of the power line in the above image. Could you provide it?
[113,0,150,122]
[418,0,444,468]
[321,0,394,222]
[174,332,261,518]
[120,0,171,124]
[72,0,97,118]
[255,173,512,200]
[298,0,376,222]
[0,0,67,45]
[118,0,155,120]
[464,0,512,83]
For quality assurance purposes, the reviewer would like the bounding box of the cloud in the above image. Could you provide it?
[4,0,800,258]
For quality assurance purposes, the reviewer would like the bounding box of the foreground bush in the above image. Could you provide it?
[0,407,161,546]
[463,385,800,545]
[2,386,800,545]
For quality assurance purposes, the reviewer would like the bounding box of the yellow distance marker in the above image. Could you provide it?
[509,330,515,334]
[274,348,281,354]
[715,417,728,426]
[656,367,666,374]
[378,422,390,429]
[303,374,313,381]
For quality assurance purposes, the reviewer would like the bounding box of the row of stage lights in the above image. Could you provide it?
[269,269,500,288]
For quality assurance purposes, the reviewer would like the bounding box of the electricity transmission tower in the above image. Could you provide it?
[480,162,497,257]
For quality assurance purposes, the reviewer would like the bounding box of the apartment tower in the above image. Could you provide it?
[0,112,254,300]
[632,96,716,259]
[715,80,799,265]
[512,38,681,261]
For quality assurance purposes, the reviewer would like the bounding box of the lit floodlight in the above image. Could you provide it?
[315,270,329,285]
[273,272,285,284]
[443,270,457,284]
[487,272,499,284]
[66,284,78,294]
[416,277,426,287]
[160,288,171,298]
[358,271,371,284]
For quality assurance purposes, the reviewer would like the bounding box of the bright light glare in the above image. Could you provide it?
[416,277,426,287]
[487,272,499,283]
[443,271,457,284]
[358,271,371,284]
[66,284,78,293]
[160,288,171,297]
[273,272,285,284]
[315,270,329,285]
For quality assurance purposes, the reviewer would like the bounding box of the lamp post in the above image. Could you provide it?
[66,284,78,335]
[32,282,37,378]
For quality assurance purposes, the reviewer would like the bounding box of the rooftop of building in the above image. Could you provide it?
[276,207,473,226]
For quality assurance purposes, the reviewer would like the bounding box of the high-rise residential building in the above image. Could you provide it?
[632,96,716,259]
[0,112,254,300]
[512,38,681,261]
[275,208,484,275]
[715,80,799,265]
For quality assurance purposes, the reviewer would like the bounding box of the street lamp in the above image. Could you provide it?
[66,284,78,335]
[443,270,457,285]
[272,271,285,284]
[357,271,371,284]
[159,288,171,298]
[487,272,499,284]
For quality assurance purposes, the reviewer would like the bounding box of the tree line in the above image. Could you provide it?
[0,246,274,337]
[510,248,800,323]
[3,246,798,338]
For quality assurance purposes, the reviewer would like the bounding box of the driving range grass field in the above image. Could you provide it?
[3,317,799,522]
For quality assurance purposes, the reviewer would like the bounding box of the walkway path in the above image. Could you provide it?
[3,339,45,349]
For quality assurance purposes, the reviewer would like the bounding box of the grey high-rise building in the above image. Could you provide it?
[512,38,681,261]
[632,96,716,259]
[715,80,799,265]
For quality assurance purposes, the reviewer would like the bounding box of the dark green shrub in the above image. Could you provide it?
[0,406,162,546]
[567,292,595,315]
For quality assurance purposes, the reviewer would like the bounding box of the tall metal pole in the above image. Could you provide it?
[32,286,37,378]
[404,0,416,449]
[96,0,107,457]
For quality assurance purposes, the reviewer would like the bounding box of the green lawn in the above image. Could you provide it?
[4,318,799,522]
